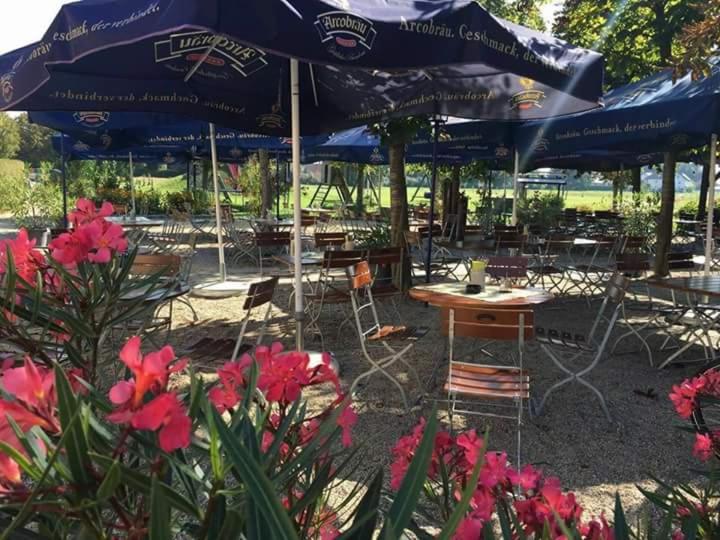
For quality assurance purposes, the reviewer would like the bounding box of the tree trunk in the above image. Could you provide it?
[612,177,619,211]
[202,159,210,191]
[631,167,641,193]
[698,162,710,219]
[450,165,461,217]
[389,143,410,290]
[355,164,365,216]
[654,151,677,277]
[259,149,272,218]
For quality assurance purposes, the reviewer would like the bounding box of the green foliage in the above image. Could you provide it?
[0,159,27,212]
[620,192,660,239]
[517,192,565,229]
[355,223,392,248]
[554,0,702,87]
[476,0,549,31]
[370,117,431,146]
[6,178,63,229]
[15,114,56,166]
[0,112,20,159]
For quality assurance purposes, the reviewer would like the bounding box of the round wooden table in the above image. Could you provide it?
[409,282,554,309]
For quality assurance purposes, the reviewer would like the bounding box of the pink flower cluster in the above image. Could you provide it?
[669,369,720,461]
[108,337,191,453]
[209,343,357,450]
[0,358,64,491]
[49,199,128,265]
[390,418,614,540]
[0,229,47,286]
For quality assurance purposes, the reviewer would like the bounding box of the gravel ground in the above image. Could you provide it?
[159,238,709,523]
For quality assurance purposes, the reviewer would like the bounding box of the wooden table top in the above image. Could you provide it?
[409,282,554,308]
[647,276,720,298]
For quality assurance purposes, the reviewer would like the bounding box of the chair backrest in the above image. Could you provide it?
[487,256,528,279]
[404,231,423,251]
[442,307,534,341]
[255,231,291,247]
[418,224,442,239]
[322,249,365,270]
[131,254,182,277]
[243,276,278,310]
[300,216,317,227]
[347,260,373,291]
[616,253,650,274]
[366,246,402,266]
[667,251,696,270]
[495,233,526,252]
[315,232,346,249]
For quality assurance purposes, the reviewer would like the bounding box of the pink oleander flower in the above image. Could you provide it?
[479,451,509,490]
[129,392,191,452]
[208,358,250,413]
[508,464,542,493]
[692,433,715,461]
[0,358,60,489]
[670,376,707,419]
[84,220,128,263]
[69,198,113,226]
[0,229,46,285]
[48,227,91,266]
[454,514,484,540]
[107,338,190,452]
[337,403,358,448]
[108,337,187,411]
[456,429,483,469]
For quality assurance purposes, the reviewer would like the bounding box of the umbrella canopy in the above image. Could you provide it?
[1,1,604,133]
[516,62,720,161]
[32,111,331,153]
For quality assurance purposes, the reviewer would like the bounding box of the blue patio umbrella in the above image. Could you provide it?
[3,0,605,349]
[517,62,720,273]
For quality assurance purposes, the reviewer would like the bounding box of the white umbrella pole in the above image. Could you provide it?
[704,133,718,275]
[291,58,304,351]
[511,150,520,226]
[128,152,136,216]
[209,123,227,282]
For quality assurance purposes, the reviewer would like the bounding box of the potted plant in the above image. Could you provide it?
[8,178,64,242]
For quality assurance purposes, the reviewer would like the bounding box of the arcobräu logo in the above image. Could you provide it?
[315,11,377,60]
[369,147,384,163]
[509,78,546,111]
[0,74,14,104]
[73,111,110,127]
[257,104,286,129]
[154,31,267,78]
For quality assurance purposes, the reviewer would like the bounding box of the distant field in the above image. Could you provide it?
[144,176,699,213]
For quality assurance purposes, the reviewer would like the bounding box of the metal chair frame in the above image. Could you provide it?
[533,273,630,422]
[346,261,422,411]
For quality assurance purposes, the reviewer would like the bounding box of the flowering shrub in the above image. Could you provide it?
[0,199,164,382]
[390,418,613,539]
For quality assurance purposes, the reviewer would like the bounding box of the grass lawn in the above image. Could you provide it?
[143,175,699,214]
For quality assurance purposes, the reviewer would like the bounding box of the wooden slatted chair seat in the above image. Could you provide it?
[367,325,428,342]
[445,363,529,400]
[535,327,593,351]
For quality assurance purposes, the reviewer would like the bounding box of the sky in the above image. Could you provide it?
[0,0,67,54]
[0,0,564,55]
